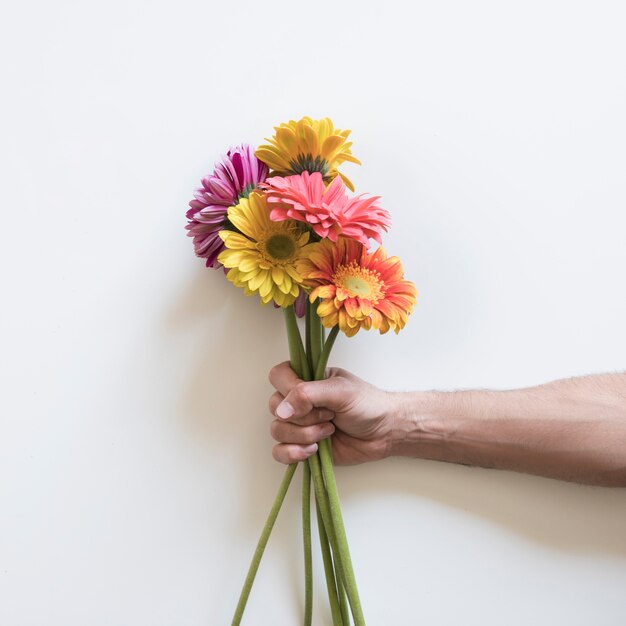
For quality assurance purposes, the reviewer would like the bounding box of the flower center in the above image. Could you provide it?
[334,261,385,301]
[265,233,296,261]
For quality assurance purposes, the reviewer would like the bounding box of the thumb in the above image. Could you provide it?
[276,377,351,421]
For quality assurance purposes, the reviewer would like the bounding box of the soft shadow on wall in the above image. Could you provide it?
[167,258,626,572]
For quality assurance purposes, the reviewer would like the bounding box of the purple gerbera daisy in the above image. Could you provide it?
[185,144,269,268]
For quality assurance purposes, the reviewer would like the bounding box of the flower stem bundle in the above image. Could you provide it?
[185,117,418,624]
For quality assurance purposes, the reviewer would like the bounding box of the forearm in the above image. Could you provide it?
[389,373,626,486]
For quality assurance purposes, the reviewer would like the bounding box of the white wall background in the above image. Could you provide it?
[1,1,625,624]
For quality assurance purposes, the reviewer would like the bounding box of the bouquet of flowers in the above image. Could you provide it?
[186,117,417,625]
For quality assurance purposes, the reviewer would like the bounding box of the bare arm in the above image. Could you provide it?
[268,364,626,487]
[392,373,626,486]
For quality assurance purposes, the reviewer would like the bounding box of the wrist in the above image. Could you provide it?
[386,390,470,461]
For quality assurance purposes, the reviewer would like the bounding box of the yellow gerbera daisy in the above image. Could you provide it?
[255,116,361,191]
[218,191,310,307]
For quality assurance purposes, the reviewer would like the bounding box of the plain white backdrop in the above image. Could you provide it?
[1,1,625,624]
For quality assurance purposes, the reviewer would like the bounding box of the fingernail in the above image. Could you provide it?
[303,443,318,454]
[276,401,294,420]
[322,424,335,437]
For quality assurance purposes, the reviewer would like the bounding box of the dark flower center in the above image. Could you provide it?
[266,234,296,260]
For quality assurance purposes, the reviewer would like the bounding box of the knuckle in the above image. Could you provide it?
[333,375,350,389]
[268,391,282,414]
[302,444,318,459]
[331,376,351,396]
[305,424,332,443]
[292,382,310,406]
[300,425,318,444]
[269,420,282,441]
[268,364,280,386]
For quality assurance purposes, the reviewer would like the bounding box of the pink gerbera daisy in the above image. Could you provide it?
[261,171,391,247]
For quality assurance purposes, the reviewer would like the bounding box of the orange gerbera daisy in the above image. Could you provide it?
[298,238,417,336]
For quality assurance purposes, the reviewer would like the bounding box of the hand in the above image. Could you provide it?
[268,362,397,465]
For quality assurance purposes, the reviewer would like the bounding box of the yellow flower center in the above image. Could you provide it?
[334,261,385,301]
[261,232,297,262]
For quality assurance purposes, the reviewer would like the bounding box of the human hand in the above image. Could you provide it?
[268,362,398,465]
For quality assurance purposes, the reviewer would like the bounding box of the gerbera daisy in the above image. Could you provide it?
[218,191,310,307]
[186,144,269,268]
[261,171,391,247]
[298,238,417,336]
[255,116,361,191]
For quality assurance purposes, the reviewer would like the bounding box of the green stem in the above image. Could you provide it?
[306,319,346,592]
[303,310,364,624]
[231,308,308,624]
[311,324,363,624]
[314,487,344,626]
[337,573,351,625]
[284,307,303,377]
[310,452,350,623]
[231,463,298,626]
[308,452,346,582]
[305,300,313,373]
[302,462,313,626]
[284,304,315,624]
[309,299,323,368]
[318,438,365,626]
[314,326,339,381]
[284,306,311,380]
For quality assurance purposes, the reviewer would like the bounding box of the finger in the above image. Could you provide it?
[268,361,302,397]
[270,420,335,445]
[289,408,335,427]
[274,377,351,421]
[270,391,334,426]
[272,443,318,464]
[268,391,285,416]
